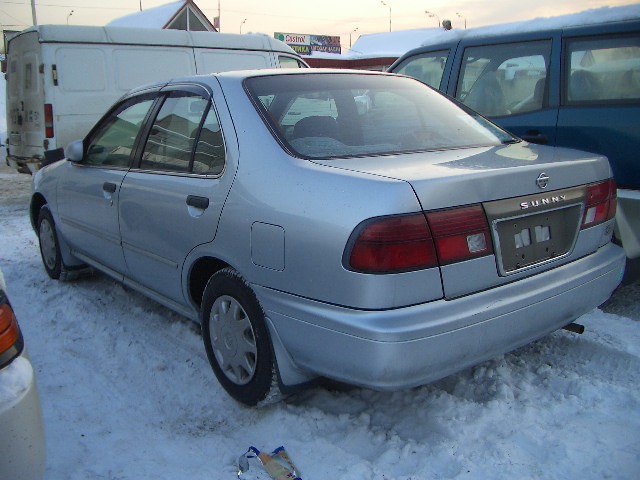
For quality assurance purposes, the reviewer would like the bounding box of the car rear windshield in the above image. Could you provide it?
[245,73,515,159]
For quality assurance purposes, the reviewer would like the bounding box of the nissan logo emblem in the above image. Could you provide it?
[536,172,550,189]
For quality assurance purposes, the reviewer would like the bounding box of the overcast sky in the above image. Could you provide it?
[1,0,638,47]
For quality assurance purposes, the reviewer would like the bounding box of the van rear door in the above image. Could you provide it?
[6,31,43,167]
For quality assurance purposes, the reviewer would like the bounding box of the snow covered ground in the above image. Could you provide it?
[0,162,639,479]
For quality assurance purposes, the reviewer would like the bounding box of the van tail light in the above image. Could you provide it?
[426,205,493,265]
[346,205,493,274]
[581,179,617,229]
[0,300,24,368]
[44,103,54,139]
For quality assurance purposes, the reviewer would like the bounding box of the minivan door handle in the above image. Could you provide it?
[103,182,117,193]
[186,195,209,210]
[520,131,548,145]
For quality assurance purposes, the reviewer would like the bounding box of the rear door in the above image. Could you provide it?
[118,82,237,305]
[445,31,562,145]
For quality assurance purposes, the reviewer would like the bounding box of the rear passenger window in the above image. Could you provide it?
[565,36,640,104]
[390,50,449,89]
[192,106,226,175]
[456,40,551,117]
[140,93,209,173]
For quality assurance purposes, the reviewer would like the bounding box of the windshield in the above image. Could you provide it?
[245,73,515,159]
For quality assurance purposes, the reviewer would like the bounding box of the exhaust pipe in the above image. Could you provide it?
[563,322,585,334]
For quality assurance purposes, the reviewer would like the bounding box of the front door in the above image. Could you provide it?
[55,95,156,275]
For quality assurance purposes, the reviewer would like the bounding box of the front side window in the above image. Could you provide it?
[85,96,155,168]
[392,50,449,90]
[140,93,209,173]
[456,40,551,117]
[565,35,640,104]
[279,56,306,69]
[246,73,514,159]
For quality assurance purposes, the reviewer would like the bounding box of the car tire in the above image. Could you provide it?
[201,268,277,406]
[37,206,63,280]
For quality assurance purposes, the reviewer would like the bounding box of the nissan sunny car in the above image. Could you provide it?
[31,69,625,405]
[0,268,46,479]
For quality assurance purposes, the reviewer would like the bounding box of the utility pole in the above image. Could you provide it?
[31,0,38,26]
[381,1,391,32]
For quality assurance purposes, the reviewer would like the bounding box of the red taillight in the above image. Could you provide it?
[44,103,54,138]
[582,179,617,229]
[346,205,494,274]
[426,205,493,265]
[0,303,20,356]
[348,214,437,273]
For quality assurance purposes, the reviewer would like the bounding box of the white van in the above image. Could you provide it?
[3,25,308,173]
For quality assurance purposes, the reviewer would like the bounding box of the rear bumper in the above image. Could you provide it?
[257,243,626,389]
[0,354,46,480]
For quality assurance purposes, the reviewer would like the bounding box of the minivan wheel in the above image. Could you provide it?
[201,268,276,406]
[37,207,63,279]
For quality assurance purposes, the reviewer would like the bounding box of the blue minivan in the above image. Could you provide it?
[389,15,640,262]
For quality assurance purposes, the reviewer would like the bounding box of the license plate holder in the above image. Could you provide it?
[494,204,582,275]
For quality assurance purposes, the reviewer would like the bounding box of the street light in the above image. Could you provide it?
[66,10,74,25]
[239,18,247,34]
[350,27,358,48]
[456,12,467,29]
[381,1,391,32]
[425,10,439,28]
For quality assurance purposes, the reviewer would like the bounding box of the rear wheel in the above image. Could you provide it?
[37,207,63,279]
[201,268,277,405]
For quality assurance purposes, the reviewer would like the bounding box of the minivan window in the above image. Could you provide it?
[565,36,640,103]
[392,50,449,89]
[456,40,552,117]
[279,56,306,69]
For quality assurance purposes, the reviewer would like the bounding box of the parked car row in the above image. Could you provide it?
[389,16,640,261]
[31,69,625,405]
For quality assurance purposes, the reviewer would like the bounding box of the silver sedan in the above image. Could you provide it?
[31,69,626,405]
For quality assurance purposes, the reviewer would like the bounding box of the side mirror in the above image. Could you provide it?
[65,140,84,163]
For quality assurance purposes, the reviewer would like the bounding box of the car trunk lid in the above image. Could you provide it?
[313,142,614,298]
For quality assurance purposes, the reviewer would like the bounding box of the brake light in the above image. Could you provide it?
[582,179,617,229]
[44,103,54,138]
[0,303,20,356]
[426,205,493,265]
[346,205,494,274]
[347,213,437,273]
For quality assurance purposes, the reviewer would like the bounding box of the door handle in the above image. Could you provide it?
[520,131,548,145]
[186,195,209,210]
[103,182,117,193]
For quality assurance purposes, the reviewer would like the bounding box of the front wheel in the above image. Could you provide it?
[201,268,277,405]
[37,207,63,279]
